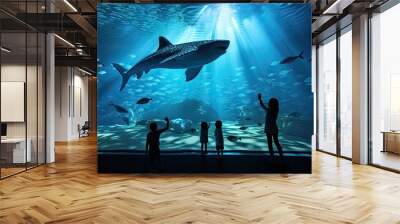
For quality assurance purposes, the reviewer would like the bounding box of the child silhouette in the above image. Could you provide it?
[200,121,210,155]
[258,93,283,157]
[146,117,170,164]
[214,120,224,157]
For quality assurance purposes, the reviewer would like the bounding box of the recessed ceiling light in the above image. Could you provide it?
[322,0,354,15]
[1,47,11,53]
[54,34,75,48]
[63,0,78,12]
[78,67,93,76]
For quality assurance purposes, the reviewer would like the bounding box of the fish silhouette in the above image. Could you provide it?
[110,103,129,114]
[227,135,242,142]
[136,97,152,104]
[279,51,303,64]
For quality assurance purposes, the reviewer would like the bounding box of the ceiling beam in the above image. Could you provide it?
[322,0,356,14]
[67,13,97,41]
[55,55,96,71]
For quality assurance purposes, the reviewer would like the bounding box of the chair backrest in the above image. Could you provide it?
[82,121,90,129]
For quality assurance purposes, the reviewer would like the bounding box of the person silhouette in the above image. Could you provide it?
[214,120,224,158]
[200,121,210,155]
[257,93,283,157]
[145,117,170,167]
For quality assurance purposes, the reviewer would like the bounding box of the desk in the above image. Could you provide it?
[1,138,31,163]
[382,131,400,154]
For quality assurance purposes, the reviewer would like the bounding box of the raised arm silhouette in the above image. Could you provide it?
[258,93,283,157]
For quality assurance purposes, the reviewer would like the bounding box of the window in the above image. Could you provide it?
[317,36,337,154]
[339,27,352,158]
[370,3,400,171]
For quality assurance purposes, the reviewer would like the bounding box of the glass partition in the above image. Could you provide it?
[0,1,46,179]
[1,30,28,177]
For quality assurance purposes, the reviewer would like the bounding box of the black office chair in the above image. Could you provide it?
[79,121,90,138]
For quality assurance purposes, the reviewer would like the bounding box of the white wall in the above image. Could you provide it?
[55,67,69,141]
[1,63,46,164]
[54,67,89,141]
[1,65,41,138]
[1,65,25,130]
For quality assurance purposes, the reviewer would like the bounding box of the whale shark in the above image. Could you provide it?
[113,36,230,91]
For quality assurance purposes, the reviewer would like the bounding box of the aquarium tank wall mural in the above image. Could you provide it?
[97,3,313,173]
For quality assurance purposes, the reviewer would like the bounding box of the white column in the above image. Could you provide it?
[45,0,56,163]
[352,14,369,164]
[312,45,317,150]
[46,33,55,163]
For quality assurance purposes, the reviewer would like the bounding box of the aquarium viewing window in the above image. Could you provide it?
[97,3,313,173]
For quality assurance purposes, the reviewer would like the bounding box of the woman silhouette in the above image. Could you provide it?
[257,93,283,157]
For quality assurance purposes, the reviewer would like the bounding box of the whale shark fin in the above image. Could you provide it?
[113,63,130,91]
[113,63,127,75]
[298,51,304,59]
[158,36,173,50]
[185,66,203,82]
[120,74,130,91]
[136,71,144,79]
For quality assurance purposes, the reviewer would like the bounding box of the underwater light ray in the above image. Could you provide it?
[188,7,217,109]
[214,5,270,116]
[188,6,221,105]
[233,15,276,95]
[268,5,312,88]
[261,12,292,59]
[262,7,307,64]
[229,23,257,78]
[277,4,309,30]
[219,20,251,108]
[243,16,285,69]
[209,4,241,118]
[196,5,208,18]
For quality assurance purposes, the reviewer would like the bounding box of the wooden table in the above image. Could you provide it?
[1,138,31,164]
[381,131,400,154]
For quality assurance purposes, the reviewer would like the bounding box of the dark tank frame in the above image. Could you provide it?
[98,150,311,173]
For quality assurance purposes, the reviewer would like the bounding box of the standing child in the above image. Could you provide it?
[200,121,210,155]
[257,93,283,157]
[146,117,170,170]
[214,120,224,157]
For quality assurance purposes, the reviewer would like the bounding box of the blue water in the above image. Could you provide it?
[97,3,313,154]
